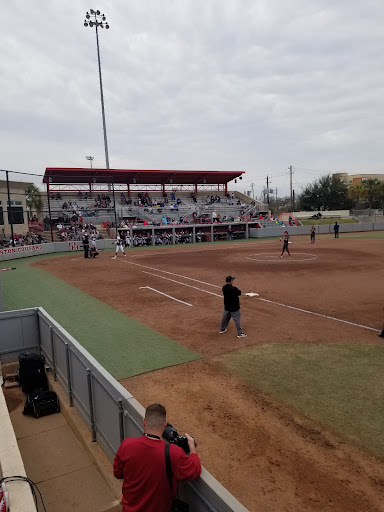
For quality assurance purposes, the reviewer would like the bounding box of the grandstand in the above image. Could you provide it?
[38,168,271,243]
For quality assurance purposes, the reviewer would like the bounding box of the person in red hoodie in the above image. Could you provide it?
[113,404,201,512]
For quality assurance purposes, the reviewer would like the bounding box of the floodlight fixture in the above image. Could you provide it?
[84,9,110,169]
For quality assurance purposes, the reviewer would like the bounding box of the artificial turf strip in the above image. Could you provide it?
[1,254,200,379]
[215,344,384,460]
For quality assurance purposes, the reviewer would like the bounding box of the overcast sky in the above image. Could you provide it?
[1,0,383,198]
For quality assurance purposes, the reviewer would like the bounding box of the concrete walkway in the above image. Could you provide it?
[3,386,121,512]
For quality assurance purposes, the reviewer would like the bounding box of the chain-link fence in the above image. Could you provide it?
[351,209,384,222]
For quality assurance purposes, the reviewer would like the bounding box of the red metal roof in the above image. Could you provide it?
[44,168,244,185]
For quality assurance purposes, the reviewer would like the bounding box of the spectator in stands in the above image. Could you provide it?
[43,216,50,231]
[212,210,217,223]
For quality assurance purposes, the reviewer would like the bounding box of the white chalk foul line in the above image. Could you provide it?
[122,258,380,334]
[121,259,221,288]
[139,286,193,307]
[141,271,222,298]
[258,298,379,333]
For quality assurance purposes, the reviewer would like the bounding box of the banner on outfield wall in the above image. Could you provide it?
[0,244,44,256]
[68,241,81,251]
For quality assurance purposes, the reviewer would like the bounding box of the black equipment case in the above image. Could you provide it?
[23,389,60,419]
[18,352,48,394]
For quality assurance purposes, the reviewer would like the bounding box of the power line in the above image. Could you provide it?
[0,169,45,177]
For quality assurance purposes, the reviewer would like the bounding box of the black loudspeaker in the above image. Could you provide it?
[18,352,48,394]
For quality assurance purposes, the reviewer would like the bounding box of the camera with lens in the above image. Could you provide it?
[162,422,196,454]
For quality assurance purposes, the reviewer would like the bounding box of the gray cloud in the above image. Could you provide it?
[1,0,384,197]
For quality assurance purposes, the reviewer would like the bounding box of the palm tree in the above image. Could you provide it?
[25,184,43,219]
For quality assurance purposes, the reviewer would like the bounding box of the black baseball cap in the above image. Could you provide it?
[226,275,235,282]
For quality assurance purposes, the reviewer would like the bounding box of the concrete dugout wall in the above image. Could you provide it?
[0,309,248,512]
[1,223,383,262]
[249,222,384,239]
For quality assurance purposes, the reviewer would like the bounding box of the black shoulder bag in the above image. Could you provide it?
[164,444,189,512]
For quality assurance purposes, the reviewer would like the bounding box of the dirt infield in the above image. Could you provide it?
[33,235,384,511]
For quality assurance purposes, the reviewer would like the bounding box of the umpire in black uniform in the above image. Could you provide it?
[219,276,247,338]
[82,234,89,258]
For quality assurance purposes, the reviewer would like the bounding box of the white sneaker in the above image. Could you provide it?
[237,333,247,338]
[219,329,228,333]
[112,256,117,259]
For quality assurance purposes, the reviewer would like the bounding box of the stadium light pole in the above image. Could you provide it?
[84,10,110,169]
[85,155,94,169]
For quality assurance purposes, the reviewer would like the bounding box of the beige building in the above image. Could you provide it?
[0,180,33,236]
[335,173,384,186]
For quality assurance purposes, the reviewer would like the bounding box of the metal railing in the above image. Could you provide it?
[0,308,248,512]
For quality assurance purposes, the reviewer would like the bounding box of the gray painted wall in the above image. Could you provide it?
[0,308,248,512]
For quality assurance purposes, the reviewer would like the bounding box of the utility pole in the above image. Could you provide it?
[275,187,278,214]
[266,176,271,210]
[289,165,293,211]
[251,183,255,199]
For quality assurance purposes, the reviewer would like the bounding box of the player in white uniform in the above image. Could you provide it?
[113,236,126,259]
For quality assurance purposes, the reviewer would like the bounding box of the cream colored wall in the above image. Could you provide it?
[0,181,32,236]
[0,386,37,511]
[334,173,384,185]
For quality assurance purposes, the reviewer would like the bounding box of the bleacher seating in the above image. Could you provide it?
[41,191,265,227]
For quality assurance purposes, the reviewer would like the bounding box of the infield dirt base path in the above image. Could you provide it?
[33,236,384,511]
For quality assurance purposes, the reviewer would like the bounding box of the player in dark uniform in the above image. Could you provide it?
[82,234,89,258]
[280,231,290,257]
[379,307,384,338]
[310,225,316,244]
[334,222,340,238]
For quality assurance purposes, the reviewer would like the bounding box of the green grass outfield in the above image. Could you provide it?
[0,253,200,379]
[215,344,384,459]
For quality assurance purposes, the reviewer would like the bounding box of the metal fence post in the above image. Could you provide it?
[118,398,125,443]
[49,326,57,381]
[64,342,73,406]
[86,368,96,442]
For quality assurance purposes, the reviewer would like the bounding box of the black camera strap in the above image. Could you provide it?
[165,444,172,480]
[164,445,190,512]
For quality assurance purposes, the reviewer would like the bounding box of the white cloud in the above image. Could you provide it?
[1,0,384,197]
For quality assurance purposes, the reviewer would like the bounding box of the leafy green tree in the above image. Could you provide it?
[348,182,365,208]
[25,184,43,218]
[349,179,384,209]
[298,174,355,211]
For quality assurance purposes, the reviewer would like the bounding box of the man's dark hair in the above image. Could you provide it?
[145,403,166,429]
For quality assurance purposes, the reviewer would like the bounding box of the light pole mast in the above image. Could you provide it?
[84,10,110,169]
[85,156,94,169]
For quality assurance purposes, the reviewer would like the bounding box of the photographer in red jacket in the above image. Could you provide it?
[113,403,201,512]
